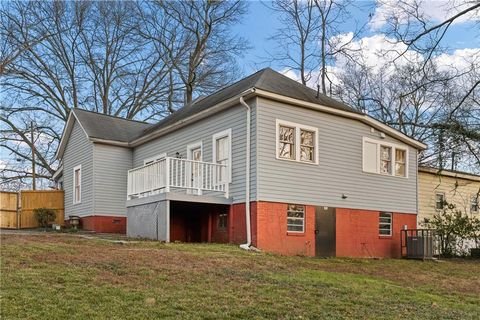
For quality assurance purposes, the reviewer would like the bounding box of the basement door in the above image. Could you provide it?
[315,207,336,257]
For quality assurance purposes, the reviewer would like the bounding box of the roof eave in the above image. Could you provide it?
[55,110,91,159]
[419,166,480,181]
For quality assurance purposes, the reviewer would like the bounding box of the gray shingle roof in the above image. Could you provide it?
[145,68,362,134]
[73,109,153,142]
[72,68,362,143]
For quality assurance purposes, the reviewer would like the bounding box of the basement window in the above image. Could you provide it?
[287,204,305,233]
[379,212,392,236]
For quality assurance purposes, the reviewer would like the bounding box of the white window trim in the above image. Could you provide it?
[276,119,319,165]
[143,153,167,165]
[286,204,306,233]
[435,192,446,211]
[73,164,81,205]
[362,137,409,178]
[212,129,232,183]
[379,212,392,236]
[187,141,203,161]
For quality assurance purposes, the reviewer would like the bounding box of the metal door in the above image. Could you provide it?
[315,207,336,257]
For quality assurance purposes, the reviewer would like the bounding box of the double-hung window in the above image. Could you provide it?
[287,204,305,232]
[470,195,478,213]
[212,129,232,183]
[379,212,392,236]
[276,120,318,164]
[435,192,445,210]
[363,137,408,177]
[278,125,295,160]
[73,165,81,204]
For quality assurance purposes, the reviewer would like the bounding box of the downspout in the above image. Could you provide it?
[239,94,253,250]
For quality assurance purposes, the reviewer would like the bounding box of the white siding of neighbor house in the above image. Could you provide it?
[93,144,132,216]
[255,97,418,214]
[132,100,257,203]
[63,119,94,218]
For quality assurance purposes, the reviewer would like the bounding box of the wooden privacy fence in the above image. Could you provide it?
[0,190,64,229]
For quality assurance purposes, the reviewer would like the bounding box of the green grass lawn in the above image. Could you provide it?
[1,233,479,320]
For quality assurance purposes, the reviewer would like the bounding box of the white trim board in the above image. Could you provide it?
[72,164,82,205]
[212,129,232,184]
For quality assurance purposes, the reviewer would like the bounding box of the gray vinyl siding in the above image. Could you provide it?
[256,97,418,213]
[63,120,94,218]
[93,144,132,216]
[133,101,257,203]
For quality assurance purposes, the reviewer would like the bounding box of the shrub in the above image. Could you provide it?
[423,202,480,257]
[33,208,57,230]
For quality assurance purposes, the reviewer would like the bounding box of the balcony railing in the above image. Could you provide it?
[127,157,229,200]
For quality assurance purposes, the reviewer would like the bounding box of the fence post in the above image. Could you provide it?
[16,192,20,229]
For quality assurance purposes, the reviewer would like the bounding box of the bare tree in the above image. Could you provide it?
[154,0,249,104]
[268,0,362,93]
[0,0,250,188]
[268,0,321,85]
[367,0,480,171]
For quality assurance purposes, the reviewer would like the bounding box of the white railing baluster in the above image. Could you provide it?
[127,157,228,199]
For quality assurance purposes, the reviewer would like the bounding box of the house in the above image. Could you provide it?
[418,166,479,226]
[55,68,427,258]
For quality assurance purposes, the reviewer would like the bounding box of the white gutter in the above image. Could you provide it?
[239,95,252,250]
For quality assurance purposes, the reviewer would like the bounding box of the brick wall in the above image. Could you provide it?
[336,208,416,258]
[80,216,126,234]
[254,201,315,256]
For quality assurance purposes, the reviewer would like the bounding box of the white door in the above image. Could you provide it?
[187,146,202,194]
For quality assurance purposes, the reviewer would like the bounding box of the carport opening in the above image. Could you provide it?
[169,201,230,243]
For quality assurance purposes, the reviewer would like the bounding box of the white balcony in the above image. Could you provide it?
[127,157,229,200]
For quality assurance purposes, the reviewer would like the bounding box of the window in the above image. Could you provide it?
[212,129,232,183]
[278,125,295,160]
[379,212,392,236]
[276,120,318,164]
[287,204,305,232]
[300,129,315,162]
[395,149,406,177]
[471,195,479,213]
[218,213,228,229]
[362,137,408,177]
[73,165,81,204]
[380,146,392,175]
[435,193,445,210]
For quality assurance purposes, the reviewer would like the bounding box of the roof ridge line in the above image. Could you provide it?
[73,108,151,125]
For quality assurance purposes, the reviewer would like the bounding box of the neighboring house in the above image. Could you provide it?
[55,68,427,258]
[418,166,480,226]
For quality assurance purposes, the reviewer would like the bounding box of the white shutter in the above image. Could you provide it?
[363,140,378,173]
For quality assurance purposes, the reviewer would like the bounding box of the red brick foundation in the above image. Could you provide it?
[254,202,315,256]
[79,216,126,234]
[229,201,416,258]
[335,208,416,258]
